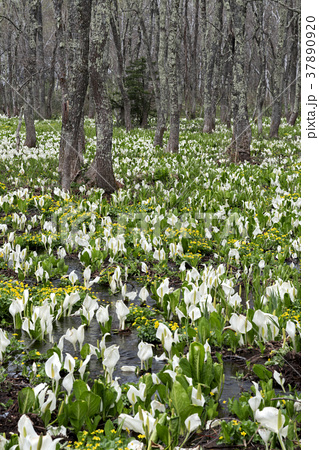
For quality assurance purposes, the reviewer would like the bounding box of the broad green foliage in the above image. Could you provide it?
[0,116,300,449]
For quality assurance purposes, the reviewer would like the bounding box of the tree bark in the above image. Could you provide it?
[154,0,168,147]
[89,0,117,194]
[187,0,199,119]
[220,21,233,129]
[46,39,57,120]
[6,30,13,116]
[269,1,288,138]
[201,0,223,133]
[52,0,69,174]
[88,82,95,119]
[252,0,267,136]
[225,0,251,162]
[108,0,132,132]
[288,10,301,125]
[35,0,46,119]
[24,0,38,148]
[166,0,180,153]
[60,0,91,191]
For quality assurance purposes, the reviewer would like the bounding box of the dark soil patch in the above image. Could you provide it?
[212,341,301,391]
[0,375,71,444]
[0,266,19,281]
[0,375,46,438]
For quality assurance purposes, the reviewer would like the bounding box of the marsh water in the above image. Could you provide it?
[10,259,254,409]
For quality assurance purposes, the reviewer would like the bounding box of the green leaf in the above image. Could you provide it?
[18,268,25,281]
[86,414,101,433]
[168,416,180,439]
[57,400,68,426]
[101,388,117,414]
[229,399,251,421]
[80,391,101,418]
[171,381,191,423]
[73,379,89,400]
[197,316,211,344]
[178,357,192,378]
[252,364,272,382]
[210,312,224,331]
[206,398,219,420]
[156,383,168,404]
[92,379,105,398]
[156,423,169,446]
[80,343,91,360]
[181,237,188,253]
[202,353,214,389]
[116,397,123,415]
[69,400,88,432]
[175,374,191,393]
[189,342,205,384]
[104,419,115,438]
[80,251,91,266]
[41,409,51,427]
[18,387,36,414]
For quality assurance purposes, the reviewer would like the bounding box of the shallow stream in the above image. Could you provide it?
[9,259,255,411]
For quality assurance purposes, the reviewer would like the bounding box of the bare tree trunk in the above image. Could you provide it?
[52,0,68,174]
[200,0,212,133]
[24,0,37,148]
[220,22,233,129]
[108,0,132,132]
[24,98,37,147]
[154,0,168,147]
[137,0,168,147]
[138,6,163,138]
[88,82,95,119]
[189,0,199,119]
[288,11,301,125]
[269,1,288,138]
[46,39,57,120]
[252,0,267,136]
[36,0,46,119]
[88,0,117,194]
[201,0,223,133]
[16,106,24,151]
[78,114,86,155]
[225,0,251,162]
[6,31,13,116]
[166,0,180,153]
[60,0,91,191]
